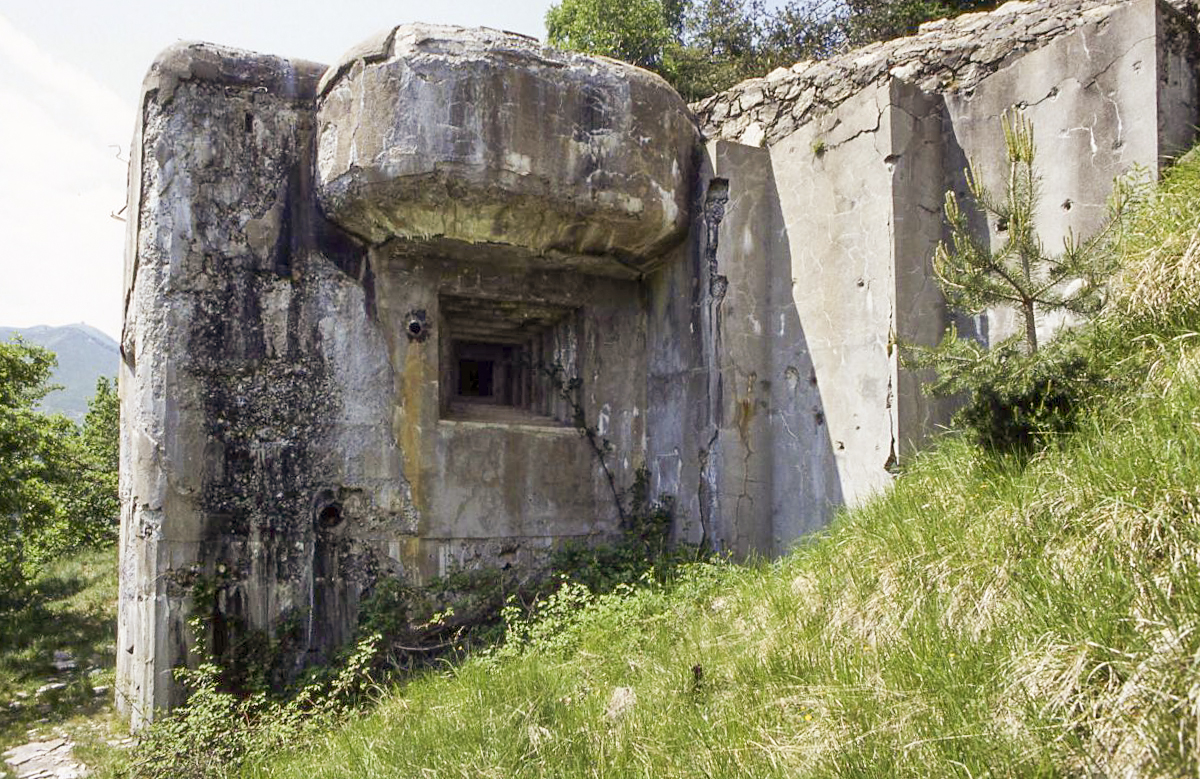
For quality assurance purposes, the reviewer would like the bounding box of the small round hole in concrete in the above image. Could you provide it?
[404,310,429,342]
[318,504,343,529]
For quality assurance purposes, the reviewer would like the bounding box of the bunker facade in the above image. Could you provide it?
[118,0,1200,724]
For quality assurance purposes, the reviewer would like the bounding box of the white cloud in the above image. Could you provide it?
[0,12,132,340]
[0,13,131,143]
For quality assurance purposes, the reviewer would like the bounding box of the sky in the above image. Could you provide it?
[0,0,555,341]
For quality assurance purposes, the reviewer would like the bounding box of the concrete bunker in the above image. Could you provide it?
[118,1,1200,726]
[117,23,697,725]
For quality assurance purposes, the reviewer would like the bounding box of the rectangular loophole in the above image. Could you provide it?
[439,295,579,425]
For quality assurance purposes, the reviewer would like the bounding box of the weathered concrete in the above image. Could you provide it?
[119,1,1200,726]
[316,24,698,276]
[118,29,685,727]
[671,0,1200,541]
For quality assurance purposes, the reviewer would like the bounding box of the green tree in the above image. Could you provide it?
[934,112,1126,355]
[761,0,847,66]
[545,0,676,70]
[0,341,73,593]
[664,0,765,100]
[845,0,998,46]
[545,0,1000,101]
[0,342,120,599]
[907,112,1134,451]
[54,377,120,553]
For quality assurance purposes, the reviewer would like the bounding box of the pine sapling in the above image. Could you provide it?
[907,110,1139,450]
[933,110,1131,354]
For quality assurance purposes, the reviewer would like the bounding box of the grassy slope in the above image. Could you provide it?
[238,158,1200,778]
[242,402,1200,778]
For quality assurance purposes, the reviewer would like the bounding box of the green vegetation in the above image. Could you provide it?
[0,347,121,773]
[0,342,119,599]
[933,112,1131,356]
[546,0,1000,100]
[202,150,1200,777]
[905,113,1142,452]
[116,474,697,779]
[0,547,120,754]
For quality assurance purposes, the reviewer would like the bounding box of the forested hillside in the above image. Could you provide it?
[0,325,118,422]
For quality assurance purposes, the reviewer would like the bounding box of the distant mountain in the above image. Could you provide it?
[0,324,120,422]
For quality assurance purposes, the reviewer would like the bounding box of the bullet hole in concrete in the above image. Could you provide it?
[405,310,429,342]
[1061,198,1072,211]
[318,503,343,529]
[996,216,1009,232]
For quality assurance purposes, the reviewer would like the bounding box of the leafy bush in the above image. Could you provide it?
[908,325,1108,452]
[127,635,382,779]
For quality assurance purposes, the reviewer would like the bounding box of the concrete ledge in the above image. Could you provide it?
[314,24,699,273]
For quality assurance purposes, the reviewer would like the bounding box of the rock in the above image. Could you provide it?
[692,0,1131,143]
[51,651,76,673]
[2,737,88,779]
[740,122,766,148]
[34,683,67,697]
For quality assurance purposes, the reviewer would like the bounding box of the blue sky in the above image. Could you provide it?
[0,0,554,339]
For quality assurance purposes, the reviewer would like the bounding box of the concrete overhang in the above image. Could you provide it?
[314,24,699,277]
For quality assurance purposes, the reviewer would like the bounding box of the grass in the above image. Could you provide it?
[238,387,1200,777]
[0,546,123,774]
[225,146,1200,779]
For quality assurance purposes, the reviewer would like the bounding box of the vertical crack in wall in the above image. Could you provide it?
[705,179,731,302]
[734,372,757,534]
[698,178,729,550]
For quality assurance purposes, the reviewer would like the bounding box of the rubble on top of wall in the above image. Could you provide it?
[692,0,1191,148]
